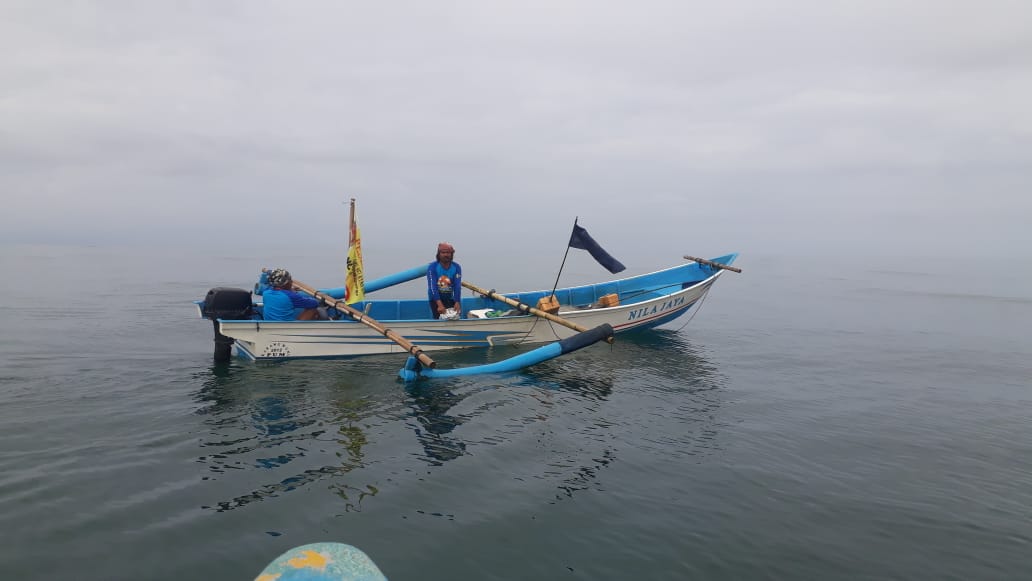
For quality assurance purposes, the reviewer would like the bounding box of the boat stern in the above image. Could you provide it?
[198,287,255,362]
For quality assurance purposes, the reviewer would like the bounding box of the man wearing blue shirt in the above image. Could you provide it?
[258,269,322,321]
[427,242,462,319]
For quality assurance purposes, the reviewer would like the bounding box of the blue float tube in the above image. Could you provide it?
[319,264,426,299]
[399,323,614,381]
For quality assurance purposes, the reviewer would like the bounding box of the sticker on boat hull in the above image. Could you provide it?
[261,342,291,358]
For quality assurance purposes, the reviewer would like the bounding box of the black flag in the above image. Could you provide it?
[569,224,626,274]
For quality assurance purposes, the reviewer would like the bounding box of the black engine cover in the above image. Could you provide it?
[201,287,254,320]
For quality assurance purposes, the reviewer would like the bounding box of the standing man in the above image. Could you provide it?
[427,242,462,319]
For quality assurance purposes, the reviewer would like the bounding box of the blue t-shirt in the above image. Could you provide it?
[426,261,461,303]
[262,288,320,321]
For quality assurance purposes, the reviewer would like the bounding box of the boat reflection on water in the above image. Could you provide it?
[508,327,730,499]
[187,328,728,512]
[404,383,468,466]
[191,361,386,513]
[525,328,725,396]
[399,327,730,502]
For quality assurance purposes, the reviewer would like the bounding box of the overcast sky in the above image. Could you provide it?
[2,0,1030,265]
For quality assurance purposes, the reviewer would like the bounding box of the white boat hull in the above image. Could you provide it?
[214,276,719,360]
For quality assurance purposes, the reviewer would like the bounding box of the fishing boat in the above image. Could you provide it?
[197,253,738,363]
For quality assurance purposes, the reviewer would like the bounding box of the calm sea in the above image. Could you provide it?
[1,244,1030,580]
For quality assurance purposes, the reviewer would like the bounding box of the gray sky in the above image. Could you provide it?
[2,0,1030,265]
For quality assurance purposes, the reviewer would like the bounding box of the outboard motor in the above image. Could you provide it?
[201,287,254,362]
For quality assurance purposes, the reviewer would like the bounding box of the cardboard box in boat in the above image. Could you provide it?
[597,293,619,308]
[536,295,560,314]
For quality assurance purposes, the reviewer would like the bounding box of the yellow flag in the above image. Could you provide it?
[345,200,365,304]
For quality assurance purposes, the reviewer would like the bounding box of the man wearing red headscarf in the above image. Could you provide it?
[426,242,462,319]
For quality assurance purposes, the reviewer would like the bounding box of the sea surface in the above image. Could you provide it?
[1,244,1030,580]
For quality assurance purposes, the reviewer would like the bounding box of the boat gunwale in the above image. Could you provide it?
[209,258,731,326]
[214,268,723,328]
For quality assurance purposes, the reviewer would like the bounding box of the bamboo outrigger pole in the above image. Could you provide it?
[462,281,615,344]
[683,255,742,273]
[291,279,437,369]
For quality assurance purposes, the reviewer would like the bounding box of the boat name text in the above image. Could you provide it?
[626,296,686,321]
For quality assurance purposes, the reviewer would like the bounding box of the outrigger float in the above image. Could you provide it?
[197,253,739,381]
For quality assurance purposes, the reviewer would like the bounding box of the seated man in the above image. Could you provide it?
[258,268,322,321]
[426,242,462,319]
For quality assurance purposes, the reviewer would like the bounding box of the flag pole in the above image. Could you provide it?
[548,217,577,298]
[344,198,365,304]
[348,198,356,247]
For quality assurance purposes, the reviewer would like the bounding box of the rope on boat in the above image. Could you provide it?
[673,289,710,333]
[615,281,696,305]
[513,306,560,346]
